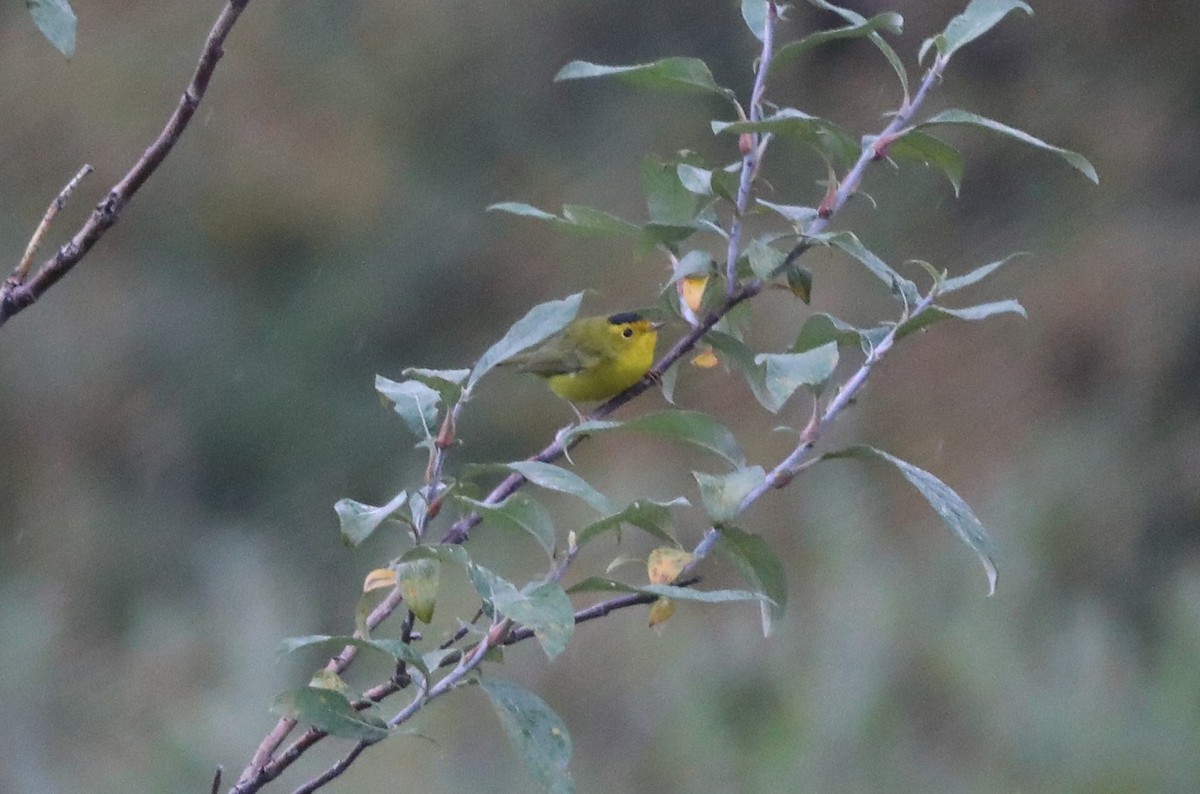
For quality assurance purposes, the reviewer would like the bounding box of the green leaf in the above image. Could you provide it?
[566,411,746,466]
[669,250,715,284]
[27,0,76,58]
[741,0,770,42]
[704,331,777,413]
[823,446,998,595]
[806,0,908,102]
[920,0,1032,65]
[467,562,523,609]
[894,300,1026,340]
[487,202,639,237]
[713,109,860,165]
[577,497,688,547]
[274,687,389,742]
[396,557,440,623]
[404,543,471,569]
[400,367,471,406]
[793,312,878,355]
[556,57,731,101]
[458,493,557,557]
[813,231,920,304]
[786,265,814,305]
[514,582,576,659]
[641,224,700,250]
[755,341,840,405]
[885,131,964,196]
[375,376,440,439]
[560,205,640,235]
[277,634,430,676]
[676,163,714,196]
[623,410,747,466]
[916,109,1099,184]
[940,252,1027,294]
[642,157,700,227]
[772,12,903,73]
[659,358,680,405]
[422,648,459,673]
[561,418,624,446]
[717,526,788,636]
[466,566,574,659]
[488,201,559,223]
[479,678,574,794]
[501,461,614,515]
[470,293,583,390]
[693,466,766,524]
[567,577,773,605]
[334,490,409,547]
[638,583,773,604]
[706,332,838,413]
[746,238,787,280]
[672,156,741,204]
[757,199,819,229]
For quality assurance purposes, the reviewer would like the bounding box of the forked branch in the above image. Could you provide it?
[0,0,253,329]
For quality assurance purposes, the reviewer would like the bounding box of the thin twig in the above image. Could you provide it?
[0,0,253,329]
[737,288,940,514]
[288,743,368,794]
[726,0,778,294]
[9,164,93,286]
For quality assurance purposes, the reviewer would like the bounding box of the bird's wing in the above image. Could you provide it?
[508,324,607,376]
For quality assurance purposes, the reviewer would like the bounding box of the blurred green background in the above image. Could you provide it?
[2,1,1197,792]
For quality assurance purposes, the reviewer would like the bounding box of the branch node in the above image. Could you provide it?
[98,193,125,224]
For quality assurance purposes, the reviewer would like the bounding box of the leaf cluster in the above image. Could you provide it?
[241,3,1096,792]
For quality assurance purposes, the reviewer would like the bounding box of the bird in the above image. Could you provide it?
[503,311,662,405]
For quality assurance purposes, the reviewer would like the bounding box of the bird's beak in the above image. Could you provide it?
[650,321,665,330]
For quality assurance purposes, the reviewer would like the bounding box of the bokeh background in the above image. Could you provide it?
[2,1,1197,791]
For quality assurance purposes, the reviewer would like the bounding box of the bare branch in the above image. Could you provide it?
[0,0,253,329]
[725,0,778,293]
[9,164,93,286]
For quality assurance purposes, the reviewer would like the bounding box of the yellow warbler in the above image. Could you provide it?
[504,312,661,402]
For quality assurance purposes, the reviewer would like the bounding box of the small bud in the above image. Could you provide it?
[738,132,754,156]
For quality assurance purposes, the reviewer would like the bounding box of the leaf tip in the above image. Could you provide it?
[983,556,998,597]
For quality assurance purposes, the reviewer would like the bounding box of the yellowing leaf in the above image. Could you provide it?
[647,547,694,584]
[363,568,397,592]
[309,669,351,694]
[648,597,676,628]
[691,348,719,369]
[396,558,440,624]
[680,275,708,313]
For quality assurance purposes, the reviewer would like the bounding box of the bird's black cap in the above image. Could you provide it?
[607,311,644,325]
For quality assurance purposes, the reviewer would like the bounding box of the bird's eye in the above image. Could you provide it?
[622,327,634,338]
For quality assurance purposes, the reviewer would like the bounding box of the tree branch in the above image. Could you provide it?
[234,23,958,794]
[0,0,252,329]
[277,580,691,794]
